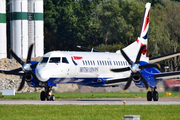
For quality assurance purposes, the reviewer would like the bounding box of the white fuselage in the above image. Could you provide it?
[35,51,149,86]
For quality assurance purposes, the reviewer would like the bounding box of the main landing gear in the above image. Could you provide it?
[147,87,158,101]
[40,86,55,101]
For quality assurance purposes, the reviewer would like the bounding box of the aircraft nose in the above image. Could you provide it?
[36,69,49,82]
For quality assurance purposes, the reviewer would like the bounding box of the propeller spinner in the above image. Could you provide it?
[111,45,160,91]
[1,44,39,92]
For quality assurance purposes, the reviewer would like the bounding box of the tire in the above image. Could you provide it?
[47,95,51,101]
[153,91,158,101]
[40,91,46,101]
[51,95,55,101]
[147,91,152,101]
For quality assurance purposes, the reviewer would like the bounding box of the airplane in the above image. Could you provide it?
[1,2,180,101]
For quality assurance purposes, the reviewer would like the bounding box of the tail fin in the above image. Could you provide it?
[138,2,151,45]
[118,3,151,56]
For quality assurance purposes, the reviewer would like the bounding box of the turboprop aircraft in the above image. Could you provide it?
[1,2,180,101]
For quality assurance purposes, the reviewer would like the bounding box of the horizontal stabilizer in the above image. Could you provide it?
[149,51,180,63]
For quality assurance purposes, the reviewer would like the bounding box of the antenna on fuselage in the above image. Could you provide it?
[76,45,101,52]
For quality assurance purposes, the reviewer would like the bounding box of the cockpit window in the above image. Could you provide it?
[40,57,49,63]
[62,57,69,64]
[49,57,61,63]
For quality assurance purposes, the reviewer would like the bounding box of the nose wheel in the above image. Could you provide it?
[147,87,158,101]
[40,86,55,101]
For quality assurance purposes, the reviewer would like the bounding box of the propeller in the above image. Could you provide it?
[0,44,39,92]
[111,45,160,91]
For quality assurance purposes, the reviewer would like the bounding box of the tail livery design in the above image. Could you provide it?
[122,3,151,57]
[138,3,151,40]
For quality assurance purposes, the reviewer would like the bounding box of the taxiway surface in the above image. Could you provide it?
[0,98,180,105]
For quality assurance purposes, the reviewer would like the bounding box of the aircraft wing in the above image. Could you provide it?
[149,51,180,63]
[154,71,180,80]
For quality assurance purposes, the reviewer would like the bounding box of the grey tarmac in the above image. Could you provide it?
[0,98,180,105]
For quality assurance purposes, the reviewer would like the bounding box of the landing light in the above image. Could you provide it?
[48,92,52,96]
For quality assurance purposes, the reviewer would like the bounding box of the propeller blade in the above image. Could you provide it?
[111,67,130,72]
[0,68,24,76]
[123,73,134,91]
[26,44,34,64]
[120,49,133,65]
[9,48,25,66]
[137,71,149,90]
[17,75,26,92]
[29,71,40,83]
[30,63,38,68]
[135,45,146,64]
[0,68,22,74]
[139,63,161,70]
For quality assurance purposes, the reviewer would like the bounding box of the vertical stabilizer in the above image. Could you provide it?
[118,3,151,57]
[138,2,151,45]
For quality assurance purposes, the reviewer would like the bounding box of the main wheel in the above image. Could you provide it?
[40,91,46,101]
[51,95,55,101]
[147,91,152,101]
[47,95,51,101]
[153,91,158,101]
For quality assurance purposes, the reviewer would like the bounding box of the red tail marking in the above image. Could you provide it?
[136,40,147,55]
[143,9,150,32]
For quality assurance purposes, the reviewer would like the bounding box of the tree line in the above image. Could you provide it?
[6,0,180,71]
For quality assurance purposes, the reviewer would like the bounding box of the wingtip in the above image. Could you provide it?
[17,90,21,92]
[2,71,5,74]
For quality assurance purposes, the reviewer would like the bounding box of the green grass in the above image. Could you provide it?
[0,91,179,100]
[0,105,180,120]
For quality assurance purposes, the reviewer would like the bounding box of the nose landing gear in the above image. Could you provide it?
[40,86,55,101]
[147,87,158,101]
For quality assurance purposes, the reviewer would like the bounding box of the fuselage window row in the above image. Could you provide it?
[82,60,128,66]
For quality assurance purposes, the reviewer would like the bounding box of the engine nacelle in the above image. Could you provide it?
[26,74,32,81]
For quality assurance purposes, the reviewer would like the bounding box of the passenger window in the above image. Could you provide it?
[113,61,116,65]
[62,57,69,64]
[49,57,60,63]
[116,61,118,66]
[90,61,92,65]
